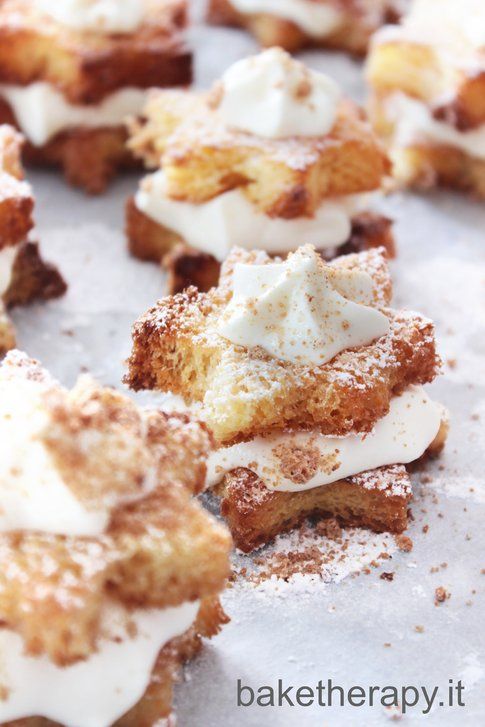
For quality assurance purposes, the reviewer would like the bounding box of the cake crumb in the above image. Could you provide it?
[434,586,450,605]
[395,534,413,552]
[380,572,394,581]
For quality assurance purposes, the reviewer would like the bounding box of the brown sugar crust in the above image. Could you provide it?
[128,91,390,216]
[2,596,228,727]
[207,0,403,56]
[0,353,232,667]
[0,0,192,105]
[126,247,440,445]
[126,195,396,294]
[214,417,448,552]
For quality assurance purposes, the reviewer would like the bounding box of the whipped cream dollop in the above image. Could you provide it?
[0,376,156,536]
[33,0,144,34]
[0,245,17,297]
[216,47,341,138]
[135,170,364,260]
[217,245,390,366]
[206,386,443,492]
[385,93,485,160]
[0,83,149,146]
[0,599,199,727]
[230,0,343,38]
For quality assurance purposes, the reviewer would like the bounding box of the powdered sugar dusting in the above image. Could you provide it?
[231,520,398,596]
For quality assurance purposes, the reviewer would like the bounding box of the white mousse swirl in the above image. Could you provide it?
[217,47,341,138]
[230,0,344,38]
[0,83,149,147]
[33,0,144,34]
[135,170,364,260]
[0,600,199,727]
[206,386,443,492]
[217,245,390,366]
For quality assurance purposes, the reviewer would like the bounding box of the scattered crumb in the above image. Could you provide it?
[434,586,450,605]
[380,572,395,581]
[232,518,396,589]
[415,625,424,633]
[394,534,413,552]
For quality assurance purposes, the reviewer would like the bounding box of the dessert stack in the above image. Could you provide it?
[0,351,231,725]
[0,0,192,192]
[126,243,448,552]
[127,47,395,293]
[0,125,65,353]
[367,0,485,197]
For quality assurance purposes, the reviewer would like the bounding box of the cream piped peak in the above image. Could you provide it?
[217,245,390,366]
[215,47,341,138]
